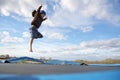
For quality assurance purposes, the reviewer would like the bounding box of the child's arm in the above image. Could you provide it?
[31,4,42,25]
[37,4,42,12]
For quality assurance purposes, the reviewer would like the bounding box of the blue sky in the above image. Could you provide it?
[0,0,120,61]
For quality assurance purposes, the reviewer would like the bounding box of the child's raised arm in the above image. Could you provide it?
[37,4,42,12]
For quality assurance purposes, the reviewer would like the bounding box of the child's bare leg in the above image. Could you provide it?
[29,38,34,52]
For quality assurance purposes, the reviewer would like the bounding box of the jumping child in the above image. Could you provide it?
[29,4,47,52]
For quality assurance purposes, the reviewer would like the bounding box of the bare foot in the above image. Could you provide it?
[29,50,33,52]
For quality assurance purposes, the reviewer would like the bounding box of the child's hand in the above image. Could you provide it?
[40,4,43,7]
[43,16,47,21]
[44,16,47,20]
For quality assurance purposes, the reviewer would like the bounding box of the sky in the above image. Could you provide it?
[0,0,120,61]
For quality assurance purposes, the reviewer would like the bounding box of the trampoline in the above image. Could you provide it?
[0,56,120,80]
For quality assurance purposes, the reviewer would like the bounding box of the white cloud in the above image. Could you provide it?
[1,9,10,16]
[43,1,84,30]
[0,0,46,17]
[60,0,80,12]
[0,0,47,22]
[45,0,120,32]
[82,0,120,26]
[22,32,30,38]
[80,38,120,49]
[0,0,120,27]
[43,31,66,40]
[0,31,24,43]
[36,37,120,57]
[0,37,120,60]
[80,26,93,32]
[1,0,119,33]
[34,37,120,60]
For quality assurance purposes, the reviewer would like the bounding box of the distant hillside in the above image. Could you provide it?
[75,58,120,64]
[0,54,120,64]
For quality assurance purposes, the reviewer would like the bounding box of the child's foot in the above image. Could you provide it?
[29,50,33,52]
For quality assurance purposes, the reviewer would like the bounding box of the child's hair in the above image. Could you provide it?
[40,10,46,15]
[32,10,36,17]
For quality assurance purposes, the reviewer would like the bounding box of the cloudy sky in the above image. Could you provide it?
[0,0,120,61]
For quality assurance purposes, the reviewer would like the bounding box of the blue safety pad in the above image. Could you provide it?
[0,70,120,80]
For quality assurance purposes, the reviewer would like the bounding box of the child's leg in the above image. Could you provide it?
[29,38,34,52]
